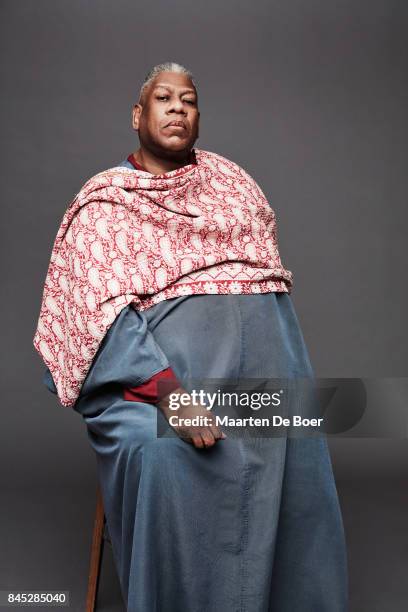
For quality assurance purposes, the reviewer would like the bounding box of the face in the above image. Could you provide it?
[132,71,200,159]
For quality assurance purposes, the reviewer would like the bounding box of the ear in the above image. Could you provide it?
[132,104,142,131]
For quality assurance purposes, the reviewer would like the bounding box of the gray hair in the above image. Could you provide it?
[138,62,196,104]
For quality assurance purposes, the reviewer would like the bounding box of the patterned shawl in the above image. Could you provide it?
[33,148,293,407]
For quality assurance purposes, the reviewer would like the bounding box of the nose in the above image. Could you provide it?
[168,98,186,114]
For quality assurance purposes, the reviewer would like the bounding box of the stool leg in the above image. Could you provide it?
[86,485,106,612]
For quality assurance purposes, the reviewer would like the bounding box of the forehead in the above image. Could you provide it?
[150,72,196,94]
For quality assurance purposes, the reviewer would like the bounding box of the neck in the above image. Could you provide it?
[132,147,194,175]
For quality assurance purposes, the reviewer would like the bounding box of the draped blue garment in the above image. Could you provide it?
[43,159,348,612]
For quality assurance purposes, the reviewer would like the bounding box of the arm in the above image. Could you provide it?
[43,304,226,448]
[42,304,173,396]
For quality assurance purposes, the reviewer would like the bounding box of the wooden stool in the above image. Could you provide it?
[86,485,108,612]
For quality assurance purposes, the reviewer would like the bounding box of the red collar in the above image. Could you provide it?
[126,149,197,172]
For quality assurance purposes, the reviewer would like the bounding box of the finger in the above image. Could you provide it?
[204,415,225,440]
[200,429,216,448]
[210,425,227,440]
[192,434,204,449]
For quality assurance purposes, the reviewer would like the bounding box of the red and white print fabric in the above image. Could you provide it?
[33,148,293,407]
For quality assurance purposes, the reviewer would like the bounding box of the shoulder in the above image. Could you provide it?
[195,148,267,202]
[63,166,134,234]
[195,148,259,185]
[72,165,134,202]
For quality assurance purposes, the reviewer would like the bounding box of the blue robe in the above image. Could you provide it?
[43,160,348,612]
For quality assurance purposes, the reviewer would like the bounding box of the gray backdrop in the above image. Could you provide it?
[1,1,407,611]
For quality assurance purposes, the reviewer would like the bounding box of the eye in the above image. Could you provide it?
[157,95,169,100]
[184,100,196,105]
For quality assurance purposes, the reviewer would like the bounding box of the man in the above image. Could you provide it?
[125,64,227,449]
[35,62,348,611]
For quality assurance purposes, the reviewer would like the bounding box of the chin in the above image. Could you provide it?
[163,141,192,154]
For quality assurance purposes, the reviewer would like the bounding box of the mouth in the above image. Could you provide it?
[165,121,187,129]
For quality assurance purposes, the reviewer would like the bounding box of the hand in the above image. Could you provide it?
[158,386,227,449]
